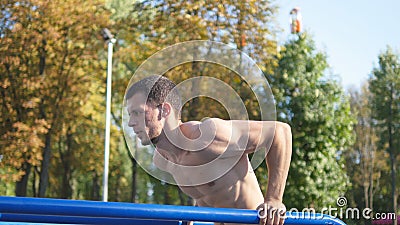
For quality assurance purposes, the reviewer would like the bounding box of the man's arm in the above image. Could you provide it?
[225,119,291,224]
[193,119,292,224]
[266,122,292,202]
[198,119,292,203]
[258,122,292,225]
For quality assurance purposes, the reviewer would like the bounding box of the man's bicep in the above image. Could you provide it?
[239,121,276,154]
[200,119,274,155]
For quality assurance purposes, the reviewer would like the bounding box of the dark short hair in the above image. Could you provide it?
[125,76,182,118]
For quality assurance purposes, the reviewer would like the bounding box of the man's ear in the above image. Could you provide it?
[161,103,172,118]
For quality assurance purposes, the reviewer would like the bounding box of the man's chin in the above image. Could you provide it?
[139,136,160,146]
[150,136,160,145]
[140,139,152,146]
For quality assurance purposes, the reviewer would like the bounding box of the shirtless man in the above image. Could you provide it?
[126,76,292,225]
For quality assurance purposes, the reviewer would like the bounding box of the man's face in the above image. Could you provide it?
[127,92,163,145]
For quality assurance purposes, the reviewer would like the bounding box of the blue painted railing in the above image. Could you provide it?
[0,197,346,225]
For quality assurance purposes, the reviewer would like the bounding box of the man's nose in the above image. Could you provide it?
[128,116,137,127]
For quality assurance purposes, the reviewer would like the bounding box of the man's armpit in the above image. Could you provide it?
[153,150,170,172]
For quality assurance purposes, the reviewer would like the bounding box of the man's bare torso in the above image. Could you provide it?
[178,156,264,209]
[153,119,265,210]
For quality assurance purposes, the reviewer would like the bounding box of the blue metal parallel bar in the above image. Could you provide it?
[0,213,181,225]
[286,212,346,225]
[0,197,346,225]
[0,197,256,224]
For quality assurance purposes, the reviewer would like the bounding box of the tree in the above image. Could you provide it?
[368,46,400,224]
[270,33,355,209]
[345,83,388,222]
[0,0,110,197]
[107,0,279,204]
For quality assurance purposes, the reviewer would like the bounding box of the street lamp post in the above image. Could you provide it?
[101,28,116,202]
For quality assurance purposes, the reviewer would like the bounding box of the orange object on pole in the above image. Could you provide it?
[241,33,246,47]
[290,7,302,34]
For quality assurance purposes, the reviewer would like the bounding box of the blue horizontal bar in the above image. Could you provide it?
[0,197,256,224]
[286,212,346,225]
[0,213,181,225]
[0,197,346,225]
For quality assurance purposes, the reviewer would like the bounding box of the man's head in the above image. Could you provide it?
[125,76,181,145]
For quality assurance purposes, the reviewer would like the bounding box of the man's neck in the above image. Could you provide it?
[154,123,185,162]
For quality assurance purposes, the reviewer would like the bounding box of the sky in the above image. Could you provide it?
[275,0,400,90]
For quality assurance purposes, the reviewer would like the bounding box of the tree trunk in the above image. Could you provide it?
[389,150,397,225]
[39,133,52,197]
[60,128,73,199]
[91,171,100,200]
[128,136,138,203]
[15,162,31,196]
[188,61,201,120]
[388,85,397,225]
[60,170,72,199]
[368,143,374,212]
[112,172,120,202]
[163,185,170,204]
[131,158,137,203]
[32,166,37,197]
[178,188,185,205]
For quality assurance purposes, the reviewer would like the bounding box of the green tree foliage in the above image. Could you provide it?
[344,83,389,224]
[269,33,355,209]
[107,0,279,120]
[117,0,277,60]
[105,0,279,204]
[368,46,400,220]
[0,0,110,197]
[110,0,279,86]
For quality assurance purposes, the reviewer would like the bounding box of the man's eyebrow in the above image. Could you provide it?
[128,108,145,115]
[128,109,135,114]
[127,108,136,115]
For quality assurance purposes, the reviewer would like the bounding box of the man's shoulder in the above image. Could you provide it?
[179,118,226,139]
[180,120,201,132]
[180,118,226,130]
[179,121,201,139]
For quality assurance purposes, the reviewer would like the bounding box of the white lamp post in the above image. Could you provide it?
[101,28,116,202]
